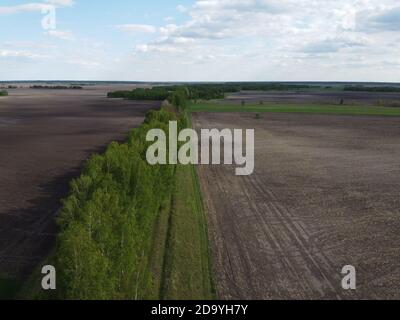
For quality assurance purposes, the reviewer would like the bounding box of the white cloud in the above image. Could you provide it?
[0,49,49,59]
[303,35,372,54]
[193,0,287,14]
[130,0,400,79]
[176,5,188,13]
[0,0,73,15]
[66,59,100,67]
[3,0,400,81]
[116,24,157,34]
[135,43,184,54]
[45,0,74,5]
[136,0,295,53]
[0,3,49,15]
[45,30,75,41]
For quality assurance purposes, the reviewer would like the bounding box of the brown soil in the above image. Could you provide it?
[0,88,159,277]
[193,112,400,300]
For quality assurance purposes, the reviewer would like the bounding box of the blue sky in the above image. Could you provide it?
[1,0,400,81]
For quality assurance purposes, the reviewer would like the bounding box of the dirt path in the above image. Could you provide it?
[0,88,159,277]
[193,112,400,299]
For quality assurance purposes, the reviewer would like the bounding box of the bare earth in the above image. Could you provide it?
[193,112,400,300]
[0,87,159,277]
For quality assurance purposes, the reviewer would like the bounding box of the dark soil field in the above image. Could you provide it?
[193,112,400,299]
[0,87,159,277]
[224,90,400,106]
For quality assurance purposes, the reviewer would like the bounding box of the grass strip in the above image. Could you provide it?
[160,164,215,300]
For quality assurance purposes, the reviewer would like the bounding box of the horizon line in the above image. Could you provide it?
[1,80,400,85]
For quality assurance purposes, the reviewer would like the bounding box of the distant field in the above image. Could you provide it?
[189,102,400,116]
[220,89,400,106]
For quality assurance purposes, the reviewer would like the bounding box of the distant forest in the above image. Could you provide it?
[30,85,83,90]
[107,83,314,101]
[108,83,400,104]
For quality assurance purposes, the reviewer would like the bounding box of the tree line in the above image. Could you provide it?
[30,85,83,90]
[107,87,171,100]
[107,83,315,102]
[51,107,189,299]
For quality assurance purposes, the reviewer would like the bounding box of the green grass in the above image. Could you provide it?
[160,164,215,300]
[144,196,174,299]
[156,111,215,300]
[142,153,214,300]
[144,112,214,300]
[189,102,400,116]
[0,90,8,97]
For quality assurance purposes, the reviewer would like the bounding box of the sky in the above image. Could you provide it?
[1,0,400,82]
